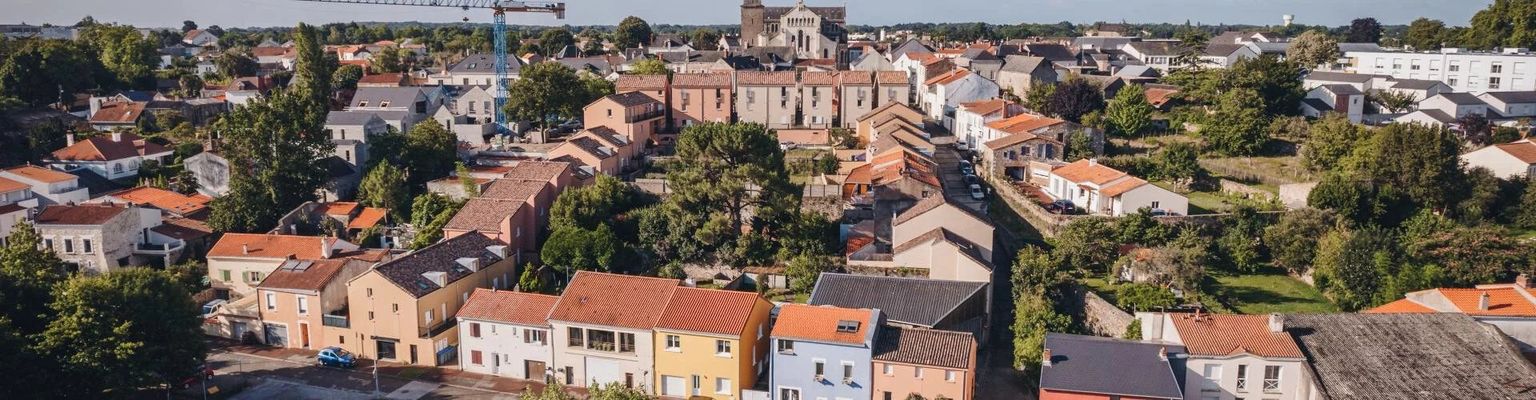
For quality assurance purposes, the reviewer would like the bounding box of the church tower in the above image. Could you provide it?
[741,0,765,46]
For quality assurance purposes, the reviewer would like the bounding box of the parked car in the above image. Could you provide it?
[958,160,973,172]
[963,174,979,185]
[318,347,356,368]
[1046,200,1077,214]
[969,184,985,200]
[177,364,215,389]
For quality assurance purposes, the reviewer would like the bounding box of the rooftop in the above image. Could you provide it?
[872,326,975,370]
[457,288,560,327]
[809,273,987,328]
[655,287,764,336]
[35,203,128,226]
[52,132,170,162]
[772,304,877,347]
[1166,313,1304,358]
[547,271,679,330]
[108,186,211,215]
[1039,333,1184,400]
[2,165,77,184]
[1284,313,1536,399]
[373,232,506,298]
[208,233,347,260]
[1052,159,1129,185]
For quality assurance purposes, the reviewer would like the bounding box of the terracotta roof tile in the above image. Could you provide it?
[52,132,169,162]
[208,233,343,259]
[0,176,26,194]
[258,257,367,292]
[1166,313,1304,358]
[892,195,988,227]
[772,304,876,346]
[656,287,763,336]
[801,71,838,86]
[1436,287,1536,316]
[152,216,213,241]
[838,71,874,85]
[1366,298,1438,314]
[1052,159,1129,185]
[109,186,211,215]
[1494,141,1536,164]
[1098,177,1150,197]
[672,72,732,88]
[615,74,668,91]
[35,203,127,225]
[501,161,571,182]
[737,71,797,86]
[548,271,679,330]
[458,288,560,327]
[89,101,147,124]
[480,179,546,202]
[873,326,975,370]
[2,165,76,184]
[348,207,388,229]
[876,71,909,85]
[960,99,1008,116]
[443,198,522,233]
[320,202,362,216]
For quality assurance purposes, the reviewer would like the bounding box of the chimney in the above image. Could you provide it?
[319,238,333,259]
[457,257,481,272]
[1268,313,1284,333]
[66,133,76,146]
[1158,346,1168,361]
[1479,291,1491,311]
[111,131,123,142]
[1518,273,1531,289]
[1041,348,1052,367]
[422,271,447,287]
[1087,158,1098,166]
[485,245,509,259]
[241,244,250,255]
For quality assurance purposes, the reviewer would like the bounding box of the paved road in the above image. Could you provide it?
[206,349,516,399]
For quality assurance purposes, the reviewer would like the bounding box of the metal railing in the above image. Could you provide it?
[323,313,350,329]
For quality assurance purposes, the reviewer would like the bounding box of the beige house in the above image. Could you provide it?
[584,92,665,147]
[671,73,734,129]
[875,71,913,109]
[255,250,391,349]
[736,71,800,129]
[546,127,639,177]
[801,71,838,128]
[329,233,517,366]
[33,203,167,275]
[1460,140,1536,179]
[443,178,550,253]
[549,271,680,390]
[206,233,361,298]
[0,165,89,206]
[855,102,925,147]
[839,71,877,129]
[889,196,995,283]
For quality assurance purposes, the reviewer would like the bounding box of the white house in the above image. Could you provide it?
[456,288,559,380]
[1419,92,1491,118]
[1300,84,1366,123]
[922,69,1000,130]
[324,111,390,168]
[953,99,1019,150]
[48,132,173,181]
[1043,159,1188,216]
[1137,312,1312,400]
[433,53,525,87]
[0,165,88,206]
[1461,140,1536,179]
[1478,91,1536,118]
[548,271,678,391]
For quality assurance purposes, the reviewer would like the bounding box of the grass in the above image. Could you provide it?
[1199,156,1315,186]
[1211,269,1337,314]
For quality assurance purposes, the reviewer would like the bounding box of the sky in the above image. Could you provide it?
[2,0,1494,29]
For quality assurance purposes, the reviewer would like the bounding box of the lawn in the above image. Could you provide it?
[1212,270,1337,314]
[1199,156,1315,186]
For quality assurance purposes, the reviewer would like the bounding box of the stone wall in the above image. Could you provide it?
[631,178,673,196]
[1218,179,1276,201]
[1278,182,1318,210]
[1081,290,1133,337]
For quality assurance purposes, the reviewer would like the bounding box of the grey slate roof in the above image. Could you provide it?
[1305,71,1379,83]
[1000,55,1048,73]
[808,273,987,328]
[1072,37,1134,51]
[1204,43,1247,57]
[1302,98,1334,112]
[1438,92,1486,106]
[1128,41,1183,57]
[1337,42,1385,53]
[1483,91,1536,104]
[1414,109,1457,123]
[449,53,524,75]
[959,47,997,61]
[1386,79,1445,91]
[1039,333,1185,399]
[1284,313,1536,400]
[325,111,384,126]
[374,232,506,298]
[890,39,933,57]
[1320,84,1363,96]
[1023,43,1075,62]
[351,87,424,109]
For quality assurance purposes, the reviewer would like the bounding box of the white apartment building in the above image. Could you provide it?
[1137,312,1314,400]
[456,288,559,381]
[1347,48,1536,93]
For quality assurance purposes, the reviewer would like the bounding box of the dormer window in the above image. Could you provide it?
[358,101,368,107]
[379,101,390,108]
[835,320,860,333]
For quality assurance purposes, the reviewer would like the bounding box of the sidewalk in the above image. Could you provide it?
[211,339,589,398]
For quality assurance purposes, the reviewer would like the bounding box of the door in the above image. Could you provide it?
[263,323,287,347]
[527,361,546,380]
[586,357,624,387]
[491,353,500,375]
[661,375,685,397]
[299,323,311,349]
[409,344,419,364]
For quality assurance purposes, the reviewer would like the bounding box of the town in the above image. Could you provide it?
[0,0,1534,399]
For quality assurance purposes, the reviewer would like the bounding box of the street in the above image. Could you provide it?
[201,344,525,399]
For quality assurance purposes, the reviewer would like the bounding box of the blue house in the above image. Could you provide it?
[769,304,882,400]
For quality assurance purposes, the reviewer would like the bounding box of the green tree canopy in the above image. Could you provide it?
[1402,18,1450,50]
[629,59,670,75]
[1286,30,1341,68]
[1104,84,1152,136]
[539,28,576,56]
[1201,88,1268,156]
[613,17,653,50]
[504,62,592,129]
[358,162,409,220]
[207,89,335,233]
[1346,17,1383,43]
[39,268,207,397]
[1046,77,1106,123]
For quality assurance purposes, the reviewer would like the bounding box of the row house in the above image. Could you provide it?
[432,53,526,87]
[1038,333,1185,400]
[255,249,392,349]
[546,127,640,177]
[769,304,881,400]
[809,273,991,344]
[801,71,839,128]
[1043,159,1189,217]
[737,71,802,129]
[671,73,735,130]
[952,99,1023,150]
[855,102,925,147]
[996,55,1058,99]
[49,132,173,181]
[1344,47,1536,92]
[583,92,665,147]
[0,165,88,207]
[871,326,978,400]
[920,69,1000,131]
[442,178,551,254]
[1137,313,1309,400]
[323,111,389,169]
[653,287,775,399]
[841,145,940,203]
[206,233,362,298]
[329,233,517,366]
[457,288,560,380]
[1299,84,1366,123]
[977,113,1071,181]
[548,272,678,390]
[888,196,995,283]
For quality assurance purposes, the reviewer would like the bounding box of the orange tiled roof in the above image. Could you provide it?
[35,203,128,225]
[320,202,362,216]
[52,132,170,162]
[616,74,668,91]
[656,287,763,336]
[960,99,1008,116]
[1145,86,1181,107]
[1494,141,1536,164]
[109,186,212,215]
[458,288,560,327]
[985,113,1066,135]
[672,72,732,88]
[1439,287,1536,316]
[801,71,838,86]
[0,176,25,194]
[208,233,340,260]
[923,69,970,86]
[3,165,76,184]
[90,101,147,124]
[1367,298,1438,314]
[1098,177,1150,197]
[876,71,908,85]
[348,207,388,229]
[1167,313,1304,358]
[737,71,797,86]
[1052,159,1129,185]
[773,304,875,346]
[548,271,679,330]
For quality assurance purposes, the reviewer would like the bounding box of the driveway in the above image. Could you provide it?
[933,146,987,212]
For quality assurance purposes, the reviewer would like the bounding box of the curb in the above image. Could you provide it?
[213,348,509,396]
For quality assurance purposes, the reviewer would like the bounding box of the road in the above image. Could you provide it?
[203,348,518,399]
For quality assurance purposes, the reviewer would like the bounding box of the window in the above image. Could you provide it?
[43,239,51,250]
[1203,365,1223,391]
[248,271,263,283]
[392,303,399,313]
[841,362,854,382]
[63,239,72,253]
[813,360,825,377]
[692,375,702,396]
[424,309,434,324]
[297,296,308,315]
[368,311,374,320]
[469,323,481,338]
[716,340,732,356]
[914,367,923,378]
[265,292,277,310]
[1450,62,1462,72]
[220,270,231,282]
[883,364,893,375]
[1491,77,1503,89]
[524,329,547,344]
[945,370,956,382]
[1410,59,1421,70]
[1493,63,1505,74]
[619,332,636,353]
[716,378,731,394]
[1151,201,1161,209]
[470,350,482,365]
[1237,364,1248,392]
[779,388,801,400]
[568,327,584,347]
[366,288,373,297]
[1263,366,1282,392]
[778,340,795,354]
[1450,77,1460,86]
[585,330,617,351]
[666,335,681,351]
[82,239,91,254]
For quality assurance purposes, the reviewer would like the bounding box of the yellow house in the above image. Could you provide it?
[326,232,519,366]
[652,287,774,400]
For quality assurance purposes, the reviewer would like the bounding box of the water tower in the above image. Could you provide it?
[1283,14,1295,27]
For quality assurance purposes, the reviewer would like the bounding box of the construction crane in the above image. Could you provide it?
[296,0,567,134]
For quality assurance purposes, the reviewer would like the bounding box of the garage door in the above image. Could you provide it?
[585,357,625,387]
[264,323,287,347]
[661,375,686,397]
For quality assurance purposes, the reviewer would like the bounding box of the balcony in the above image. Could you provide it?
[627,109,665,123]
[419,317,455,339]
[323,311,350,329]
[133,240,185,255]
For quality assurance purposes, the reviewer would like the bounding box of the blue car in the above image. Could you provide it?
[318,347,356,368]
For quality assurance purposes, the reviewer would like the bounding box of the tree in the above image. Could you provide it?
[0,222,67,334]
[1402,18,1449,50]
[1406,226,1533,286]
[1012,291,1071,371]
[1369,90,1418,113]
[539,28,576,56]
[1104,84,1152,136]
[1150,142,1203,183]
[668,123,797,253]
[550,175,641,230]
[1010,246,1072,297]
[1114,283,1178,312]
[1050,218,1119,275]
[1201,88,1268,156]
[39,269,207,397]
[690,28,721,51]
[1312,226,1395,311]
[358,163,409,219]
[613,16,654,50]
[1466,0,1536,50]
[504,62,587,129]
[182,20,198,33]
[542,225,620,273]
[1346,17,1383,43]
[1517,182,1536,229]
[290,23,333,111]
[404,119,457,187]
[1350,123,1465,211]
[1023,82,1056,115]
[1223,55,1305,117]
[1114,209,1175,246]
[517,263,547,294]
[408,193,462,249]
[1263,208,1335,275]
[215,49,258,77]
[629,59,670,75]
[207,89,334,233]
[332,64,364,91]
[588,382,656,400]
[1456,113,1494,146]
[83,24,160,88]
[1286,30,1341,68]
[1046,77,1105,123]
[1172,27,1210,69]
[786,254,836,294]
[1123,319,1143,340]
[0,40,97,106]
[1303,113,1368,171]
[372,46,404,74]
